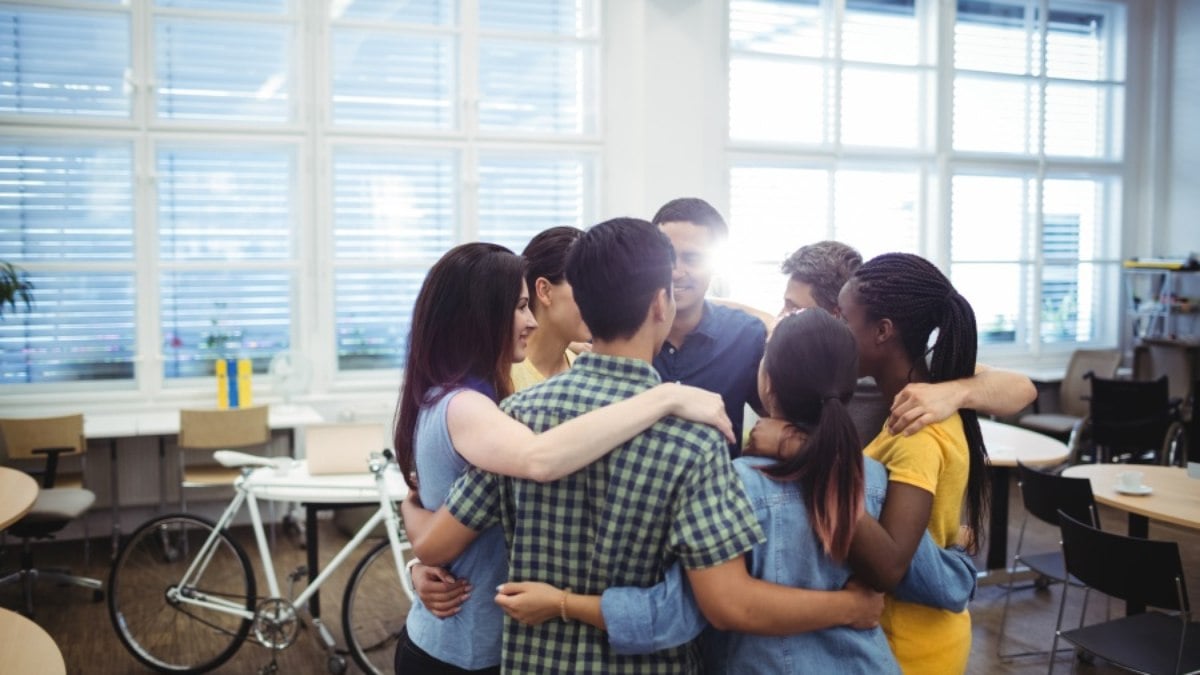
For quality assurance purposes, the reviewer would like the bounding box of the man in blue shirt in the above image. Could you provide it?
[652,198,766,457]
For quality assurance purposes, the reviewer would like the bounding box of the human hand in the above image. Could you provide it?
[664,383,734,443]
[888,381,966,436]
[843,577,885,629]
[413,564,471,619]
[494,582,565,626]
[745,418,808,461]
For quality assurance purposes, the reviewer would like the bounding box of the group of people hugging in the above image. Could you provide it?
[390,198,1038,674]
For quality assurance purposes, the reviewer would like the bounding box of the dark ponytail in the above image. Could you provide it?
[850,253,990,549]
[761,310,864,562]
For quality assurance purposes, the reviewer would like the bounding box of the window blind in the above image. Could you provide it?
[478,155,591,254]
[335,270,425,371]
[331,28,456,129]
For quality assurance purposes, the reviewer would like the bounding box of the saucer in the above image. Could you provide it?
[1114,484,1153,496]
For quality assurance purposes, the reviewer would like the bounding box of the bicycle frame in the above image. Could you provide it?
[170,457,410,622]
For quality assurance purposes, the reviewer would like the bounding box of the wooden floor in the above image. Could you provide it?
[3,478,1198,674]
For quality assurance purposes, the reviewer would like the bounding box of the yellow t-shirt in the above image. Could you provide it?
[510,349,576,392]
[864,414,972,675]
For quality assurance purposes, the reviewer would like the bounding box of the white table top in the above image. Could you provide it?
[1062,464,1200,531]
[980,419,1071,468]
[240,460,409,504]
[84,404,324,439]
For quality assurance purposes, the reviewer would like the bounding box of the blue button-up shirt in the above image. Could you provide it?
[653,301,766,457]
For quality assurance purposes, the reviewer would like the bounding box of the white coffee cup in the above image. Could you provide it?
[1116,470,1145,491]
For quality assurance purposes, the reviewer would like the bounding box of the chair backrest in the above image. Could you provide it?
[0,414,86,462]
[1058,510,1190,612]
[1088,375,1171,450]
[1060,348,1122,418]
[1016,462,1098,528]
[1135,342,1194,404]
[179,405,270,450]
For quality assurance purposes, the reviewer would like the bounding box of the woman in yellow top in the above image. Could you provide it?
[509,226,590,390]
[838,253,989,674]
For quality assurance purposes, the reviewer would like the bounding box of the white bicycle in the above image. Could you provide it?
[107,449,415,674]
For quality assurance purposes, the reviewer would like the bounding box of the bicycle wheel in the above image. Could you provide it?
[343,540,414,675]
[109,514,256,673]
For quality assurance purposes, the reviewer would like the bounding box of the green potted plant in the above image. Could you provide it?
[0,261,34,318]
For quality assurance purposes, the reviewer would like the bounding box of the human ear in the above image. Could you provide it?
[534,277,554,307]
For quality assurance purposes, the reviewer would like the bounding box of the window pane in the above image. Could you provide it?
[331,29,455,128]
[330,0,454,24]
[156,0,286,13]
[332,150,456,260]
[834,169,919,258]
[728,165,829,273]
[478,41,594,134]
[480,0,595,36]
[1044,82,1121,159]
[1041,262,1096,343]
[336,269,424,370]
[478,155,591,253]
[950,174,1032,261]
[730,0,824,58]
[161,271,291,378]
[155,18,290,122]
[840,68,920,148]
[955,0,1038,75]
[843,0,918,65]
[1043,177,1120,260]
[0,143,134,261]
[0,272,136,383]
[952,262,1025,345]
[730,58,828,144]
[0,7,130,117]
[1047,5,1123,81]
[158,148,292,260]
[952,75,1039,153]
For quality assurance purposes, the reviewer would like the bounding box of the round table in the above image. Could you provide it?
[0,607,66,675]
[979,419,1071,571]
[0,467,38,530]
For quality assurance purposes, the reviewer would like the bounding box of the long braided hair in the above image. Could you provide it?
[848,253,989,549]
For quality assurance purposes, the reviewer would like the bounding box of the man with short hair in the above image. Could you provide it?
[651,198,766,457]
[408,218,882,674]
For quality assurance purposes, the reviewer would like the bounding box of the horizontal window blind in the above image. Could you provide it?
[0,272,136,383]
[331,29,456,129]
[161,271,291,378]
[335,270,425,370]
[0,6,130,117]
[478,41,594,134]
[332,151,456,260]
[156,0,286,13]
[155,17,291,122]
[330,0,453,24]
[478,155,591,254]
[480,0,594,35]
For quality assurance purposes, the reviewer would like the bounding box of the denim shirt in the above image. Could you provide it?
[404,387,507,670]
[601,456,977,663]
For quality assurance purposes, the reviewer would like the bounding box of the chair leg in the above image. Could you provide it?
[1048,571,1072,675]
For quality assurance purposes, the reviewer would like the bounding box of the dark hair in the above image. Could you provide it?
[566,218,674,342]
[781,241,863,313]
[521,226,584,317]
[761,310,864,561]
[393,242,525,489]
[650,197,729,240]
[848,252,989,548]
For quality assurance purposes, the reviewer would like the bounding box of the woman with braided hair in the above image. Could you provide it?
[838,252,987,674]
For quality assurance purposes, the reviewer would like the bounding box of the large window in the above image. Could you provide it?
[1,0,600,389]
[727,0,1125,354]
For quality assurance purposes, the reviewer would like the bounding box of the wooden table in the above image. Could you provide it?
[0,467,38,530]
[1061,464,1200,614]
[0,607,66,675]
[980,419,1072,571]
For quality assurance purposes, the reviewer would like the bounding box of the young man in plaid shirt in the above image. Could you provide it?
[409,218,882,673]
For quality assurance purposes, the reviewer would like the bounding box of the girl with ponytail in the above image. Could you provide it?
[838,252,987,674]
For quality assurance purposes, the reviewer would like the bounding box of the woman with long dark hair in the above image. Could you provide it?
[393,242,732,674]
[839,252,988,674]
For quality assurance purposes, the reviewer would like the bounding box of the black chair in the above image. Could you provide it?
[997,463,1099,660]
[1050,511,1200,675]
[1087,375,1185,465]
[1019,348,1121,443]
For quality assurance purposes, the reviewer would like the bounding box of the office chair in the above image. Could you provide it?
[1018,349,1121,460]
[997,463,1099,660]
[0,414,104,617]
[1050,511,1200,675]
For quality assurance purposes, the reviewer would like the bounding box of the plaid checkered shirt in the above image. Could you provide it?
[445,352,764,674]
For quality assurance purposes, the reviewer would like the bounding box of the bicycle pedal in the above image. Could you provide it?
[287,565,308,580]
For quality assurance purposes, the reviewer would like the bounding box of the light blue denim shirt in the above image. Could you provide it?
[601,456,977,666]
[404,387,507,670]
